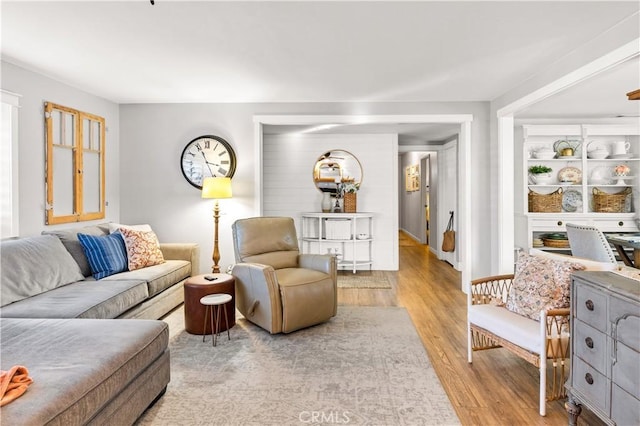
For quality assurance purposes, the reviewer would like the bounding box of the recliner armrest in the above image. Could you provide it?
[298,254,336,276]
[231,262,283,334]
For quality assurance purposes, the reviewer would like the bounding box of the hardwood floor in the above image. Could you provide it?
[338,231,604,426]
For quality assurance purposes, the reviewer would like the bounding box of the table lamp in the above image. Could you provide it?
[201,177,232,273]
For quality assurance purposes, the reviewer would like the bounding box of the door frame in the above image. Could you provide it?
[253,114,473,291]
[419,154,431,245]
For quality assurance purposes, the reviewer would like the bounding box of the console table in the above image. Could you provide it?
[566,271,640,426]
[300,212,373,273]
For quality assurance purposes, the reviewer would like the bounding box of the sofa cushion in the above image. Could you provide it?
[101,260,191,297]
[120,228,165,271]
[0,318,168,426]
[0,279,148,319]
[42,223,110,277]
[1,235,84,307]
[78,232,128,279]
[506,251,586,321]
[276,267,330,286]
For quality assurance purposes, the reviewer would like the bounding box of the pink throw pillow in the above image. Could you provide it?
[119,227,165,271]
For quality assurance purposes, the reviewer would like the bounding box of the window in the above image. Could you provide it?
[45,102,105,224]
[1,90,20,239]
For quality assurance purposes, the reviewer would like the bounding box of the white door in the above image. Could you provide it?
[439,139,458,268]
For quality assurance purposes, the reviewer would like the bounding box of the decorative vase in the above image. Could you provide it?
[344,192,357,213]
[321,192,332,212]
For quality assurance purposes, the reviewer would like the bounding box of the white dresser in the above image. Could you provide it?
[566,271,640,426]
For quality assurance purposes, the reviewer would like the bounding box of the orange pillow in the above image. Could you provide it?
[119,227,165,271]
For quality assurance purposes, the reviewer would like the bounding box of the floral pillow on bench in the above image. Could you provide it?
[505,251,586,321]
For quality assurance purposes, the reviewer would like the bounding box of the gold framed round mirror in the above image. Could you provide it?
[313,150,362,193]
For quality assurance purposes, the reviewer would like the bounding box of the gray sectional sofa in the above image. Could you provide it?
[0,223,199,425]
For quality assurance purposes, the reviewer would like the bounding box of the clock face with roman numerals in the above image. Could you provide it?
[180,135,237,189]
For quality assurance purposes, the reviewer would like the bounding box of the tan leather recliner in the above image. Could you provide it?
[231,217,337,334]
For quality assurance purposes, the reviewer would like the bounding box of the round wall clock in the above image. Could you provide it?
[180,135,237,189]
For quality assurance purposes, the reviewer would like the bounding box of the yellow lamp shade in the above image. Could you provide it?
[201,177,232,199]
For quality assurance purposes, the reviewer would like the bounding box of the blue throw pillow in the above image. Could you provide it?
[77,232,128,279]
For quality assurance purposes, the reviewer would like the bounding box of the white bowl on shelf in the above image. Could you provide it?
[530,174,554,184]
[587,150,609,159]
[533,151,556,160]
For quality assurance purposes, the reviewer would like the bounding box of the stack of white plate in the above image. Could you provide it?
[532,238,545,248]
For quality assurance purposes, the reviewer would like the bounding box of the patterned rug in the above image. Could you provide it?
[337,270,392,289]
[137,306,459,426]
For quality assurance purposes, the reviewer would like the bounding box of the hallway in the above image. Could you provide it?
[338,231,603,425]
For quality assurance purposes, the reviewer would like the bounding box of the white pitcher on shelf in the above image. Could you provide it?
[611,141,631,155]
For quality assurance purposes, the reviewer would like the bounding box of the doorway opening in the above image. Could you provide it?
[254,114,473,291]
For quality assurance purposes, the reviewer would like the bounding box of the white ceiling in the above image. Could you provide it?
[2,1,639,142]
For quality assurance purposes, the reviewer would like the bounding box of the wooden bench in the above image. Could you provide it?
[467,249,617,416]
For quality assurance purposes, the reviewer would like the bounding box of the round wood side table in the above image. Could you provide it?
[183,273,235,335]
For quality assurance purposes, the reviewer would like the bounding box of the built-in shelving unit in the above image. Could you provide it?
[516,124,640,252]
[300,212,373,273]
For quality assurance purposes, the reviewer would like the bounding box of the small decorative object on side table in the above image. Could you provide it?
[183,273,235,335]
[341,182,359,213]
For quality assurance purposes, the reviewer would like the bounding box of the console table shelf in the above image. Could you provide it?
[300,212,373,273]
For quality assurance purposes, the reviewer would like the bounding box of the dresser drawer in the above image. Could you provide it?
[612,340,640,398]
[530,219,586,230]
[575,283,608,332]
[591,218,638,231]
[612,384,640,426]
[573,357,609,414]
[610,299,640,352]
[574,319,607,374]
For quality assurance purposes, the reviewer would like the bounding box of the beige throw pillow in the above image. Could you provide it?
[119,227,165,271]
[506,251,586,321]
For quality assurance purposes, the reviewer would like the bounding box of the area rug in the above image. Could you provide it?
[337,270,392,289]
[136,306,459,426]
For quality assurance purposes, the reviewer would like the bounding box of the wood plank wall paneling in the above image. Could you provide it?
[338,231,606,426]
[263,133,399,270]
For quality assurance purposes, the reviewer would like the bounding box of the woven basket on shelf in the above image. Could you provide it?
[528,188,563,213]
[343,193,357,213]
[592,187,631,213]
[542,238,570,248]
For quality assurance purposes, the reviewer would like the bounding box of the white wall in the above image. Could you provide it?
[0,59,493,279]
[263,133,398,270]
[1,61,120,237]
[120,102,491,278]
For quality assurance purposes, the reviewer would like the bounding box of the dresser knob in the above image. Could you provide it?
[619,221,624,226]
[585,300,594,311]
[557,221,563,226]
[585,337,594,349]
[585,373,594,385]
